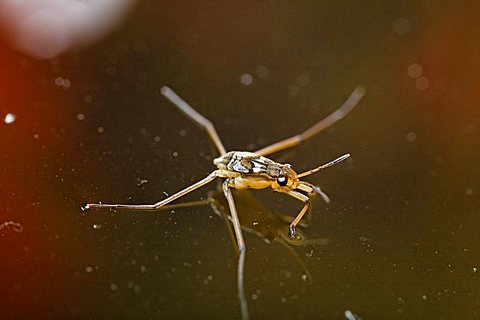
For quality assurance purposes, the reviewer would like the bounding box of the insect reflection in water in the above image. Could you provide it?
[161,189,330,283]
[83,85,365,319]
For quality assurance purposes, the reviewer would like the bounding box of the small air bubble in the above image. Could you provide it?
[254,65,270,79]
[288,84,300,96]
[76,113,85,121]
[466,188,473,196]
[55,77,63,86]
[110,283,118,291]
[240,73,253,86]
[54,77,71,89]
[296,74,310,87]
[63,78,71,88]
[408,64,423,79]
[85,266,93,273]
[97,127,105,134]
[416,76,429,90]
[172,151,178,157]
[406,131,417,142]
[392,17,411,35]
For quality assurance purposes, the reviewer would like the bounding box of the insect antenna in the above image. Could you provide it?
[297,153,350,178]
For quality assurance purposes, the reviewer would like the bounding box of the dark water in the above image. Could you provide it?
[2,2,480,319]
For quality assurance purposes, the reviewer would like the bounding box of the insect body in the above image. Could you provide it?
[83,85,366,320]
[214,151,294,189]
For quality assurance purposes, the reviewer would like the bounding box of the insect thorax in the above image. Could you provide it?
[214,151,286,178]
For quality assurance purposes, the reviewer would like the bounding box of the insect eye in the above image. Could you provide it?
[277,175,288,186]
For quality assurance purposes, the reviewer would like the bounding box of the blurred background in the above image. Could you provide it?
[1,1,479,319]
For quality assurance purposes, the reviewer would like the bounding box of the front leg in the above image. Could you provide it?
[278,189,311,237]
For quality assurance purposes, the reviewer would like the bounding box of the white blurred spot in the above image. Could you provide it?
[0,0,137,59]
[97,126,104,133]
[240,73,253,86]
[392,17,411,35]
[0,221,23,232]
[85,266,93,273]
[76,113,85,121]
[408,64,423,79]
[416,76,429,90]
[465,188,473,196]
[345,310,362,320]
[137,179,148,186]
[4,113,16,124]
[110,283,118,291]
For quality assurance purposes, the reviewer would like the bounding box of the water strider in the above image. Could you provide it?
[83,85,365,319]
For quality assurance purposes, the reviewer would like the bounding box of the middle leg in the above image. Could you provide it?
[222,180,249,320]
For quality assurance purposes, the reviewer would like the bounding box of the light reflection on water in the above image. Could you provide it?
[2,1,480,320]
